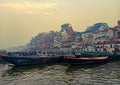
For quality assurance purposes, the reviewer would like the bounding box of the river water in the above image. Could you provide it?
[0,60,120,85]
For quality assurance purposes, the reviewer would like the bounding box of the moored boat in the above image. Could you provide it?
[1,50,65,66]
[75,51,120,60]
[1,55,63,66]
[0,56,3,61]
[64,56,108,64]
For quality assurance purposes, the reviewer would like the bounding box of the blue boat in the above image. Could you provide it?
[0,56,3,61]
[1,50,64,66]
[1,55,63,66]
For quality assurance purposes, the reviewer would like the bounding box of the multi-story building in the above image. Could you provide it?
[113,21,120,41]
[81,31,94,45]
[93,28,114,44]
[78,21,120,53]
[53,34,62,48]
[61,23,75,42]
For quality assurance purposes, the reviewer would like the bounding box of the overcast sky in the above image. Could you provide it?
[0,0,120,49]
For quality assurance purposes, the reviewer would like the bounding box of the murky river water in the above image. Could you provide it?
[0,60,120,85]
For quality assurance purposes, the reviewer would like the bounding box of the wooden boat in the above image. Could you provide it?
[75,51,120,60]
[1,55,63,66]
[64,56,108,64]
[1,50,64,66]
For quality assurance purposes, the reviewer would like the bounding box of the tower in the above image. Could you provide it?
[60,23,74,41]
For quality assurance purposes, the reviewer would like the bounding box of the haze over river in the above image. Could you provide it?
[0,60,120,85]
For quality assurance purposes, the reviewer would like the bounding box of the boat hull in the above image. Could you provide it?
[0,56,2,61]
[104,53,120,60]
[64,56,108,65]
[1,56,63,66]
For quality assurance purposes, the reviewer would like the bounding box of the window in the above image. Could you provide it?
[110,45,112,48]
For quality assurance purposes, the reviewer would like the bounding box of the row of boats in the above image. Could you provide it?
[0,50,120,66]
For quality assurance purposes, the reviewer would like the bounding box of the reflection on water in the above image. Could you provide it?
[4,64,48,76]
[0,61,120,85]
[66,63,106,73]
[2,63,67,77]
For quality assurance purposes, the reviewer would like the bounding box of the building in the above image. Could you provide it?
[60,23,75,42]
[53,34,62,48]
[81,31,94,45]
[93,28,114,44]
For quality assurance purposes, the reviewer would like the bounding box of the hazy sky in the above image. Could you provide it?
[0,0,120,49]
